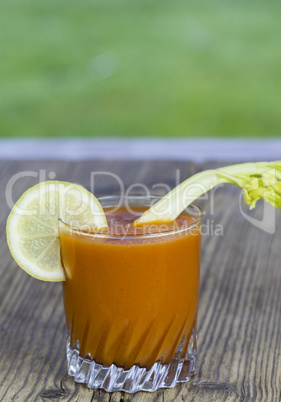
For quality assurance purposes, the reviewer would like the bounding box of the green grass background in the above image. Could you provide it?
[1,0,281,137]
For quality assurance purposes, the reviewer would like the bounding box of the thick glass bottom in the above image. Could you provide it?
[66,329,197,393]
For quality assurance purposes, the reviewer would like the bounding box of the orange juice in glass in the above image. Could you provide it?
[59,195,202,393]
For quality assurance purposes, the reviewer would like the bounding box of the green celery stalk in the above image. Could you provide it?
[133,161,281,225]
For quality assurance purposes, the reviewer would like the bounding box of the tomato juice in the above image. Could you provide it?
[60,199,201,371]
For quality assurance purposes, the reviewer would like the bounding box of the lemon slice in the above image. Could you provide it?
[6,181,108,282]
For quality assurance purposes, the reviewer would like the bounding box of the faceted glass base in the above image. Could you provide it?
[66,329,197,393]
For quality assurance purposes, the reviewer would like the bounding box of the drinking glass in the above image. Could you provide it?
[59,195,202,393]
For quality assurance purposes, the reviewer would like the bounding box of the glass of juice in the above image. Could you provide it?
[59,195,202,393]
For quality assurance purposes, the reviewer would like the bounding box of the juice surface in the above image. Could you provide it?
[60,206,201,369]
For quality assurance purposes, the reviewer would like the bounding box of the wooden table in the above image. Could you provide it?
[1,159,281,401]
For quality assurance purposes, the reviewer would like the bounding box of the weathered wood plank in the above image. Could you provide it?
[0,160,281,401]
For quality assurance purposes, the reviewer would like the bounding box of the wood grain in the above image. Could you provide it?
[0,160,281,401]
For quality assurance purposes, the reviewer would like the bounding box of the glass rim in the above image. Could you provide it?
[58,195,202,240]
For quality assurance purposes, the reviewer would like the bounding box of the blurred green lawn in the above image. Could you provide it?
[1,0,281,137]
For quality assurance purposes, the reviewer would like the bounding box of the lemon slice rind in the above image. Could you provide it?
[6,181,107,282]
